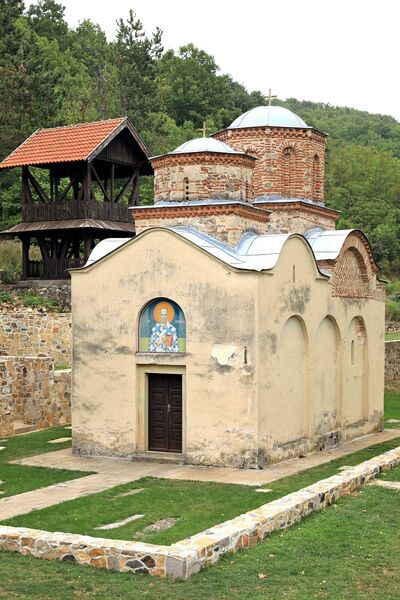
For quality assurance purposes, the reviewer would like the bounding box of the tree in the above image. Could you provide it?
[112,10,163,129]
[26,0,69,49]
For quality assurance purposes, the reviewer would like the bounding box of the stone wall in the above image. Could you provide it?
[256,201,338,233]
[0,445,399,578]
[133,202,270,246]
[0,309,71,365]
[151,152,255,202]
[0,281,71,310]
[214,127,326,201]
[0,356,71,437]
[385,341,400,381]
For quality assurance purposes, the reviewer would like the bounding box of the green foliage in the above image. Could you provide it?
[0,291,12,302]
[19,291,60,310]
[0,5,399,276]
[0,240,22,283]
[386,300,400,322]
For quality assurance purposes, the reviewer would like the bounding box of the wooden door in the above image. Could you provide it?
[148,374,182,452]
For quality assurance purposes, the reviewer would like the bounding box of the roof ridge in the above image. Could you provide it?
[35,116,127,134]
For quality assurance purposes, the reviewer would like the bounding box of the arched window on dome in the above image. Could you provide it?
[312,154,321,199]
[282,146,296,197]
[139,298,186,353]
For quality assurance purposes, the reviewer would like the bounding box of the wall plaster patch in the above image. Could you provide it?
[211,344,238,366]
[0,445,399,579]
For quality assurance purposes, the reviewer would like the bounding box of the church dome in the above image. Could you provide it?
[228,106,308,129]
[171,137,243,155]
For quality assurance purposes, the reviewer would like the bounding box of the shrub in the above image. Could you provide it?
[20,292,60,311]
[386,299,400,322]
[0,240,22,283]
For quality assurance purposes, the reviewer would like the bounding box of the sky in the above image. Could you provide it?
[29,0,400,121]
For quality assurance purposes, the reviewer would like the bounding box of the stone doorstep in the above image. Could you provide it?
[0,445,399,579]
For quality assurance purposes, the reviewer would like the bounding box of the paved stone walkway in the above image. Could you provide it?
[370,479,400,490]
[1,429,399,521]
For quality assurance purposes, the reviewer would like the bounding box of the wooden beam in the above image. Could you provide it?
[21,237,30,280]
[57,171,81,203]
[114,172,135,203]
[84,162,92,202]
[128,174,139,206]
[110,163,115,202]
[28,171,50,203]
[91,164,110,202]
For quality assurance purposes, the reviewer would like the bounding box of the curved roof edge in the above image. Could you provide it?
[77,226,328,276]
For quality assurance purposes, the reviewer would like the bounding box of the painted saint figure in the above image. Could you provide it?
[149,305,179,352]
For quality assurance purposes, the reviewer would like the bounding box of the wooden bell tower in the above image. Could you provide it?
[0,117,152,279]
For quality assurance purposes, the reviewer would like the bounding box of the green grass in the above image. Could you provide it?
[384,388,400,427]
[1,483,400,599]
[0,396,400,597]
[3,434,400,545]
[0,427,90,498]
[385,332,400,341]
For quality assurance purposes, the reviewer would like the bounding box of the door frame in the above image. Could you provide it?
[136,365,186,455]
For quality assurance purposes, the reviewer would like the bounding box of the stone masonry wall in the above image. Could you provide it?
[385,341,400,381]
[0,309,71,365]
[259,203,338,233]
[0,446,399,578]
[151,153,255,202]
[0,356,71,437]
[133,204,270,246]
[214,127,326,201]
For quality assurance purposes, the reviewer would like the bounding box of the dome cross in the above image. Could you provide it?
[264,89,277,106]
[197,121,210,138]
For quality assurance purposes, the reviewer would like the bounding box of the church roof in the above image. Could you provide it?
[169,137,246,155]
[82,226,361,274]
[0,117,150,168]
[228,106,309,129]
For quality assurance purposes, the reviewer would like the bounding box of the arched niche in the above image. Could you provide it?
[313,316,340,433]
[332,247,372,298]
[282,146,296,196]
[278,315,309,443]
[343,316,368,424]
[139,298,186,353]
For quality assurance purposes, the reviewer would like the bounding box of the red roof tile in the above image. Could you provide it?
[0,118,128,168]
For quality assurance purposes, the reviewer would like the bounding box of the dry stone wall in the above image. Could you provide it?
[385,341,400,381]
[0,356,70,437]
[0,309,71,365]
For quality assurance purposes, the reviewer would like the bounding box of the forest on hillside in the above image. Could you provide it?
[1,0,400,280]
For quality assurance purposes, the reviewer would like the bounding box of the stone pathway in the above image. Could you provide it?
[370,479,400,490]
[1,429,399,522]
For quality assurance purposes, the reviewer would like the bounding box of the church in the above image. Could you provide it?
[69,105,385,468]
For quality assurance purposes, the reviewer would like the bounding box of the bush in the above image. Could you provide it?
[20,292,60,311]
[386,299,400,322]
[0,240,22,283]
[0,291,12,303]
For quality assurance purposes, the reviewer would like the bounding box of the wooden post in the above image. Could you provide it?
[21,236,30,279]
[110,163,115,202]
[83,235,92,262]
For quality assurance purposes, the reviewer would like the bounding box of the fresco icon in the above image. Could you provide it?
[139,298,186,353]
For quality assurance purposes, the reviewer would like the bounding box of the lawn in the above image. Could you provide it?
[385,332,400,341]
[0,392,400,598]
[1,475,400,599]
[384,388,400,427]
[2,433,400,545]
[0,426,90,498]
